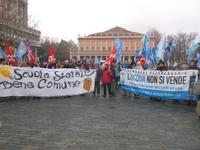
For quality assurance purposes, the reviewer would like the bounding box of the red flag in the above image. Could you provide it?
[5,46,17,66]
[48,46,55,65]
[138,55,146,66]
[106,47,116,64]
[27,46,35,65]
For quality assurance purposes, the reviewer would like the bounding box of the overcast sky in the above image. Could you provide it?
[28,0,200,42]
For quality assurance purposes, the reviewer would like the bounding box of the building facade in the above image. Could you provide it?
[0,0,40,48]
[72,26,155,62]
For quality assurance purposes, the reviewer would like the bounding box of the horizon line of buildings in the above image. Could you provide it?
[71,26,156,62]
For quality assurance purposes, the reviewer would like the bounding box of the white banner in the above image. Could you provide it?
[0,65,96,97]
[121,69,199,100]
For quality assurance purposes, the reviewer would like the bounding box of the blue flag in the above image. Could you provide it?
[141,32,150,58]
[165,39,173,53]
[16,41,27,60]
[135,49,142,61]
[197,52,200,68]
[14,48,18,58]
[147,47,158,69]
[165,39,173,66]
[0,47,6,59]
[156,36,165,61]
[114,37,123,63]
[187,34,200,60]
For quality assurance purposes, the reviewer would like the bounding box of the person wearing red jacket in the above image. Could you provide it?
[101,63,113,97]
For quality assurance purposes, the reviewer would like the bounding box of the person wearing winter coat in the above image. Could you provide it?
[93,64,102,97]
[101,63,113,97]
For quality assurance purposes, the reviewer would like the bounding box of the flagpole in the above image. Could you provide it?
[46,62,49,69]
[168,58,170,70]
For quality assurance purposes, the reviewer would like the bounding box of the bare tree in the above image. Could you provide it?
[38,37,78,62]
[148,28,162,46]
[170,32,197,64]
[28,15,40,30]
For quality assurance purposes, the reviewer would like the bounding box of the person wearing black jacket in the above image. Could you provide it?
[93,64,102,97]
[157,60,168,71]
[187,60,200,71]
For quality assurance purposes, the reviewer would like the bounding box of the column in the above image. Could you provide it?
[24,2,28,27]
[95,39,96,51]
[134,39,137,50]
[106,40,108,51]
[129,39,131,61]
[100,40,102,51]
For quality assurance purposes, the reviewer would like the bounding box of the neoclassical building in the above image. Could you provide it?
[72,26,155,62]
[0,0,40,48]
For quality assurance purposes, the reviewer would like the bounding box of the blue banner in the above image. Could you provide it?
[120,69,199,101]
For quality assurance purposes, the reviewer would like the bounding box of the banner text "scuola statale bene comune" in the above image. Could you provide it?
[0,69,95,90]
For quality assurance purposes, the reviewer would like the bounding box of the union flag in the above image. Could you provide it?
[5,46,17,66]
[48,46,56,65]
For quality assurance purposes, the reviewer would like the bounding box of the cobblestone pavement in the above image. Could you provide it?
[0,94,200,150]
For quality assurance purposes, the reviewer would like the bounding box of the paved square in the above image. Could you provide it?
[0,95,200,150]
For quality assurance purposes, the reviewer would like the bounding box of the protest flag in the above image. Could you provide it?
[48,46,56,65]
[134,49,146,67]
[135,49,142,60]
[15,41,27,61]
[26,45,35,65]
[165,39,173,68]
[197,52,200,68]
[156,35,165,62]
[5,46,17,66]
[141,32,150,59]
[138,55,146,66]
[106,47,116,64]
[165,39,173,53]
[147,47,157,69]
[186,34,200,60]
[0,47,6,59]
[114,37,123,63]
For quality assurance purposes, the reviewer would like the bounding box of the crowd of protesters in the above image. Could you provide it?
[0,56,199,99]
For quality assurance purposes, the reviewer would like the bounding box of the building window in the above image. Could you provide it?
[81,47,84,51]
[102,56,106,60]
[80,56,84,60]
[91,46,94,51]
[121,56,124,62]
[103,47,106,51]
[91,56,95,61]
[126,47,129,51]
[108,47,111,51]
[85,56,90,60]
[125,33,129,36]
[124,56,129,61]
[86,47,89,51]
[97,47,100,51]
